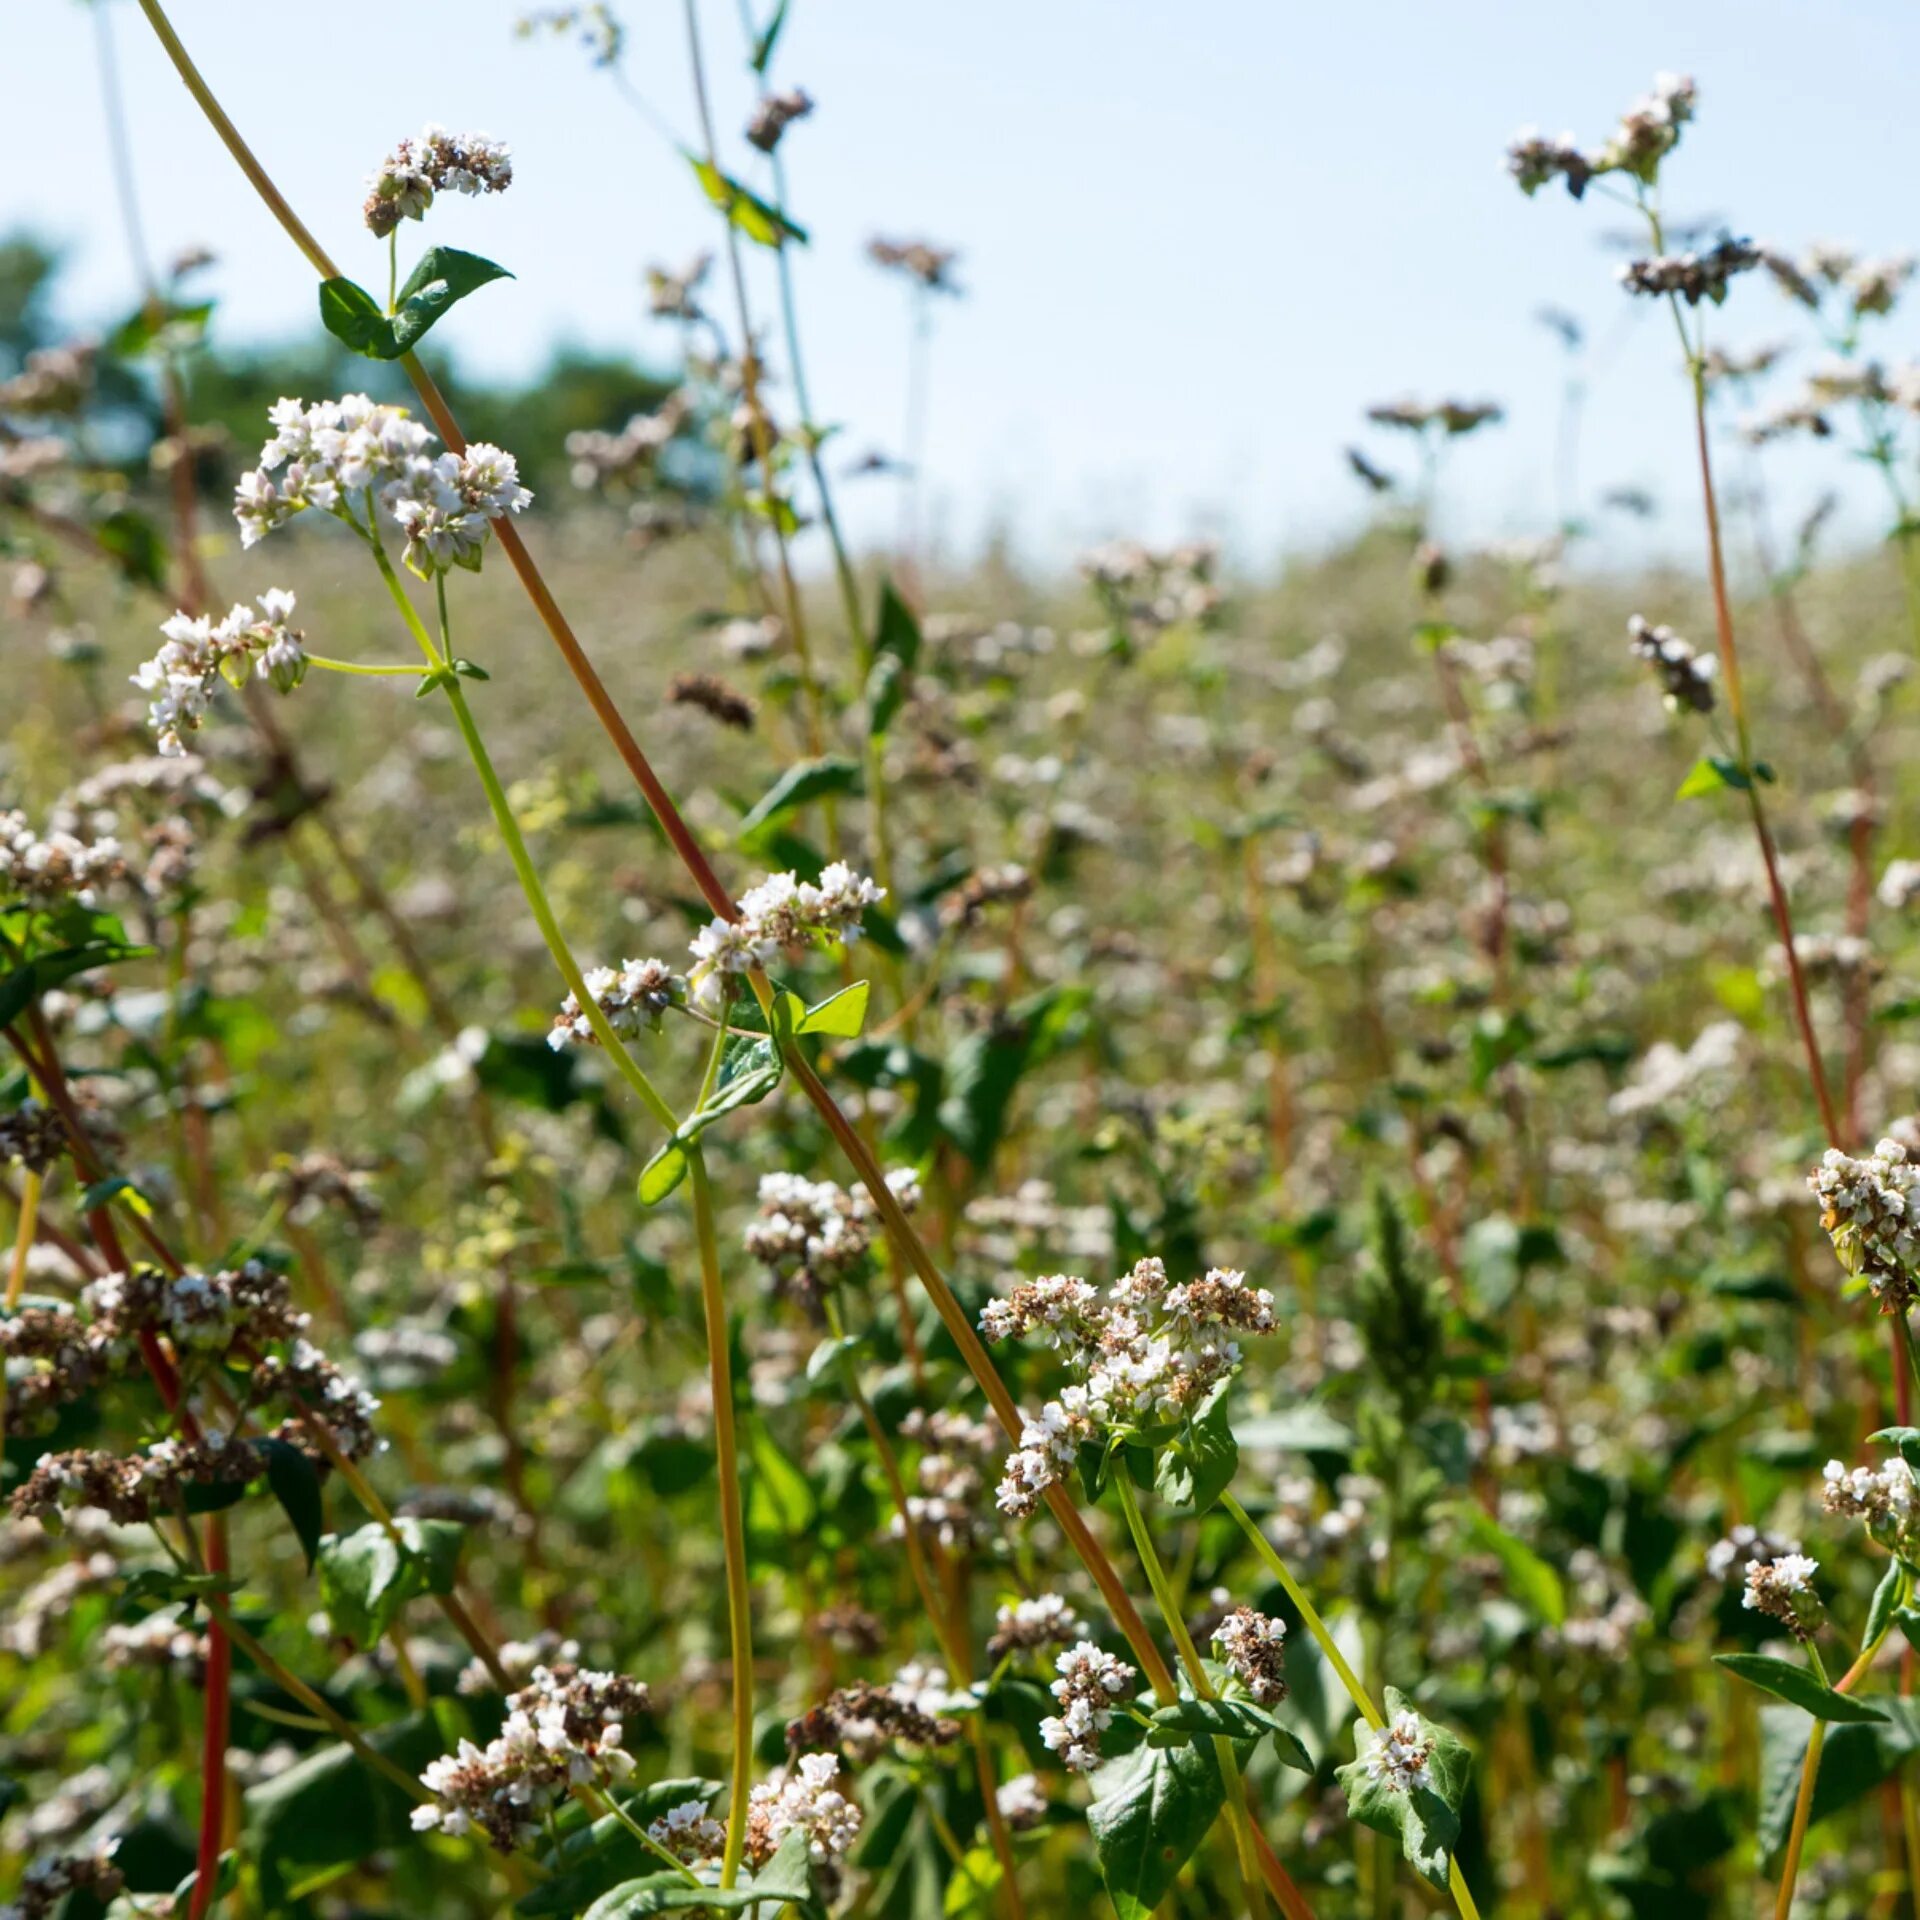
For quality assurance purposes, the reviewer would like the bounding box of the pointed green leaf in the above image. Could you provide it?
[1087,1735,1230,1920]
[1716,1654,1886,1722]
[797,980,870,1038]
[260,1437,325,1573]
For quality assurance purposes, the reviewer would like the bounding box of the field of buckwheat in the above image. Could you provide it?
[11,18,1920,1919]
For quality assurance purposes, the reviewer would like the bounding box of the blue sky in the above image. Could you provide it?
[10,0,1920,573]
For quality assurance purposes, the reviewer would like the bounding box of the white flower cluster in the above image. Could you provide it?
[255,1335,386,1461]
[411,1664,651,1850]
[233,396,531,579]
[82,1260,308,1356]
[1627,615,1716,715]
[1211,1605,1288,1705]
[743,1166,921,1304]
[456,1630,580,1697]
[1880,860,1920,912]
[1507,72,1695,199]
[364,125,512,237]
[1039,1641,1135,1772]
[1808,1138,1920,1305]
[647,1796,728,1864]
[687,864,887,1009]
[982,1257,1276,1518]
[134,590,307,755]
[1364,1710,1437,1796]
[1,809,126,908]
[1823,1455,1920,1558]
[987,1591,1087,1660]
[744,1752,863,1866]
[995,1773,1049,1832]
[547,956,680,1051]
[894,1407,999,1551]
[1742,1553,1822,1637]
[1608,1020,1741,1120]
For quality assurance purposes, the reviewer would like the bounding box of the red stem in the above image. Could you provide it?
[191,1516,232,1920]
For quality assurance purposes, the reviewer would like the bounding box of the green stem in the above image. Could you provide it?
[1114,1475,1267,1920]
[1222,1494,1483,1920]
[362,535,677,1136]
[578,1784,705,1885]
[686,1014,755,1890]
[307,654,429,677]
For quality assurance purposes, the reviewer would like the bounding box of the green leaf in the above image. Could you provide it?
[320,250,513,361]
[1871,1427,1920,1473]
[1154,1381,1238,1515]
[317,277,393,357]
[395,1515,466,1595]
[1087,1736,1230,1920]
[317,1525,408,1647]
[686,153,809,249]
[109,298,214,359]
[77,1175,154,1218]
[1757,1700,1920,1864]
[95,508,167,588]
[119,1567,240,1608]
[260,1438,325,1573]
[245,1707,450,1908]
[1147,1696,1314,1773]
[690,1035,783,1130]
[1234,1405,1354,1455]
[1676,755,1753,800]
[637,1139,689,1207]
[865,580,922,737]
[391,247,515,354]
[738,756,863,836]
[1715,1654,1886,1722]
[1334,1689,1472,1891]
[797,980,870,1038]
[806,1334,862,1383]
[750,0,791,71]
[1868,1562,1908,1648]
[1457,1504,1566,1627]
[0,933,157,1032]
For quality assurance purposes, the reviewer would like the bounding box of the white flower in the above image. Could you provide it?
[1364,1711,1436,1796]
[230,397,530,577]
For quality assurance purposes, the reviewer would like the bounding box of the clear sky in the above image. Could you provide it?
[9,0,1920,574]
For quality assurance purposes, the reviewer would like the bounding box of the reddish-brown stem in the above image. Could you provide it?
[1690,392,1842,1153]
[191,1515,233,1920]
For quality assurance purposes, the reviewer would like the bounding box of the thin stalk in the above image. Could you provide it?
[204,1598,427,1799]
[1112,1474,1269,1920]
[680,0,827,761]
[760,142,899,905]
[687,1125,755,1883]
[370,540,677,1137]
[1685,363,1841,1154]
[190,1515,233,1920]
[5,1168,39,1310]
[1223,1494,1483,1920]
[578,1784,706,1885]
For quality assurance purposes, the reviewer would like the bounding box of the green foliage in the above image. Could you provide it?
[1334,1691,1473,1890]
[319,249,513,361]
[1086,1735,1234,1920]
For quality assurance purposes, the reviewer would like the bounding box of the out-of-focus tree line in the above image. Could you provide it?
[0,232,681,503]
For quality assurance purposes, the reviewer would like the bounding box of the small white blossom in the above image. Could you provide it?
[1364,1711,1436,1796]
